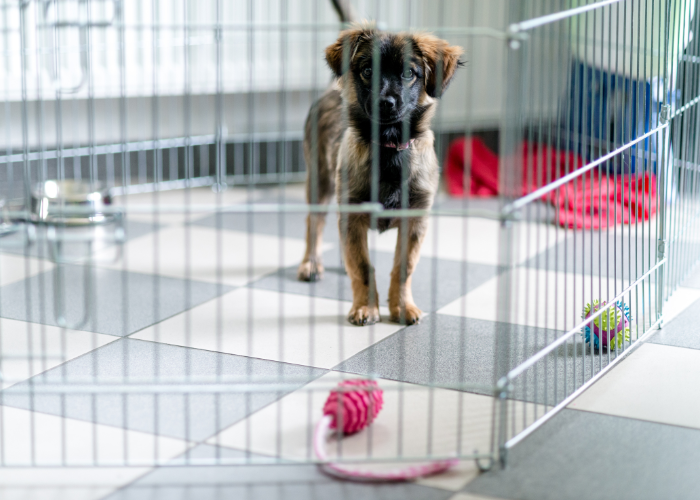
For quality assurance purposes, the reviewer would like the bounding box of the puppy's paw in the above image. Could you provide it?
[297,260,324,282]
[390,303,423,325]
[348,305,381,326]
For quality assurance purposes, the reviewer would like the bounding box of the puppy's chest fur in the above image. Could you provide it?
[352,148,420,224]
[341,137,436,231]
[316,96,437,231]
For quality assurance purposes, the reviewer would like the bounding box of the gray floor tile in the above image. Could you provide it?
[2,339,326,442]
[252,247,499,313]
[523,230,661,281]
[191,187,340,243]
[103,443,453,500]
[0,219,158,261]
[193,190,508,242]
[649,297,700,350]
[193,210,340,243]
[464,409,700,500]
[0,265,231,336]
[337,314,617,405]
[162,442,289,465]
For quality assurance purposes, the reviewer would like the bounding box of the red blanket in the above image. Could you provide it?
[444,136,656,229]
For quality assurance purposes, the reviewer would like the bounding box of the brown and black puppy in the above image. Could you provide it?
[297,23,463,326]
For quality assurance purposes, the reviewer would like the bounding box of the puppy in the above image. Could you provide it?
[297,23,463,326]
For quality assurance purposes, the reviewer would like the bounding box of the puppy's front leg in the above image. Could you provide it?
[341,214,380,326]
[389,218,427,325]
[298,210,328,282]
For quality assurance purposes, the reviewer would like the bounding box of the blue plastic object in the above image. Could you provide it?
[561,59,679,175]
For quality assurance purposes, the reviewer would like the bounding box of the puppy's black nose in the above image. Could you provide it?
[379,96,397,111]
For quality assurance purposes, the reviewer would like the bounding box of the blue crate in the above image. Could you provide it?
[561,58,679,175]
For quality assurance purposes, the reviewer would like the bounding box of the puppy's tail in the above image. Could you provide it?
[330,0,356,24]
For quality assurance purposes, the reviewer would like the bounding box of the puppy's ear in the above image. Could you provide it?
[325,24,375,77]
[413,33,464,98]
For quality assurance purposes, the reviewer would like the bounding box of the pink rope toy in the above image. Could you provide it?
[313,379,458,481]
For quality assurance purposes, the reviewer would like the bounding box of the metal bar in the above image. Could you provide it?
[109,172,306,194]
[505,316,663,450]
[671,92,700,119]
[494,0,526,468]
[4,205,512,222]
[2,381,495,394]
[0,453,494,468]
[506,258,667,382]
[508,0,623,33]
[32,22,524,40]
[0,131,306,164]
[504,124,670,214]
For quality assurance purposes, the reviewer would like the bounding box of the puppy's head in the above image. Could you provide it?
[326,23,463,124]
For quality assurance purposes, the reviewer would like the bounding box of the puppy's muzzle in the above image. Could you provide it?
[379,96,397,112]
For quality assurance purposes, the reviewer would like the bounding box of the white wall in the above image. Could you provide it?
[0,0,514,150]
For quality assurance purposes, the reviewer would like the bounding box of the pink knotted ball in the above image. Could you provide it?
[322,379,384,435]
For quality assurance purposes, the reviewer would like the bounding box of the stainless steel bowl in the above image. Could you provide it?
[31,180,113,225]
[0,198,18,236]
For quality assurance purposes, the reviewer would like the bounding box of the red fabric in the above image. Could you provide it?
[444,136,657,230]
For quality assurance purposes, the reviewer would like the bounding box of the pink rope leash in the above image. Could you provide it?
[313,379,458,482]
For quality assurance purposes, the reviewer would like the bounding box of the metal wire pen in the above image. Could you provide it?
[0,1,697,488]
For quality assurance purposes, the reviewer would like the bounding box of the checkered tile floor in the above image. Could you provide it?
[1,185,699,500]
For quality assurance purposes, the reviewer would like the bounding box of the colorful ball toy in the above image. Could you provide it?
[314,379,457,481]
[581,300,631,350]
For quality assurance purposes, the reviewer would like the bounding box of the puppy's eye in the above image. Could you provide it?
[362,67,372,78]
[402,68,414,80]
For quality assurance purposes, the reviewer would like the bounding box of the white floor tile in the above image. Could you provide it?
[113,185,306,226]
[449,493,511,500]
[0,468,151,500]
[0,254,53,287]
[368,218,565,265]
[94,225,319,287]
[206,373,504,471]
[0,319,118,389]
[661,286,700,324]
[569,343,700,430]
[113,187,255,226]
[438,267,654,333]
[131,288,402,369]
[0,405,191,467]
[413,460,480,491]
[0,487,114,500]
